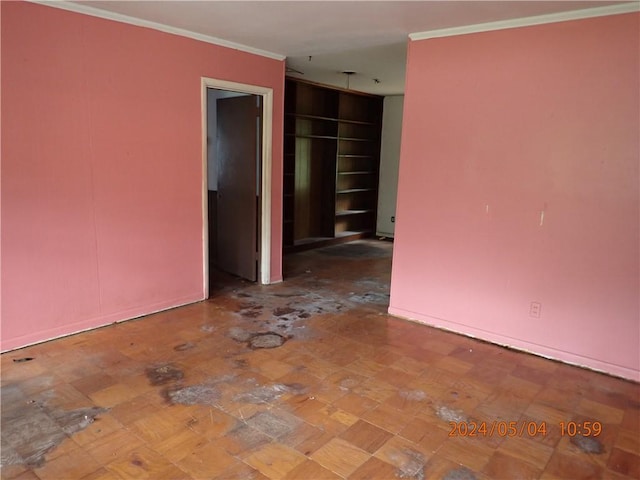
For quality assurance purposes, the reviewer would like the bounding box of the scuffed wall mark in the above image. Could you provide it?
[571,434,605,454]
[145,364,184,386]
[443,467,478,480]
[1,394,107,468]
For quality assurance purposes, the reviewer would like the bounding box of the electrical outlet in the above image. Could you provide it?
[391,216,395,223]
[529,302,541,318]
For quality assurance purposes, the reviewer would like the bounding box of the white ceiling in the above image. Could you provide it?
[70,1,632,95]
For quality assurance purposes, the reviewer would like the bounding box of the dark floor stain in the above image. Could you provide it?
[1,399,107,468]
[233,359,249,368]
[273,306,296,317]
[604,391,640,409]
[163,384,220,406]
[284,383,308,394]
[248,332,286,349]
[145,364,184,386]
[173,342,195,352]
[318,242,390,258]
[228,327,253,343]
[240,307,263,318]
[348,292,390,304]
[131,457,144,467]
[12,357,34,363]
[571,434,605,454]
[443,467,477,480]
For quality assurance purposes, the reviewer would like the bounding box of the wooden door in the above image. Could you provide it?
[216,95,261,281]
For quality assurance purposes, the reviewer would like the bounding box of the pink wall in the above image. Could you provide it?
[1,2,284,351]
[391,13,639,381]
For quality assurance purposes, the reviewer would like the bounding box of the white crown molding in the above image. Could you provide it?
[28,0,286,61]
[409,2,640,41]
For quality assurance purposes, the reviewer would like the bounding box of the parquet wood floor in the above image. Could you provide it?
[2,240,638,479]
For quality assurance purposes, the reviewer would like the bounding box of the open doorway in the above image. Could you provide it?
[201,78,274,298]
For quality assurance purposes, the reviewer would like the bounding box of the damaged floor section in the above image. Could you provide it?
[2,240,639,480]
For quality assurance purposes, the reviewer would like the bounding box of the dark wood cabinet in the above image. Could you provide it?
[283,78,383,251]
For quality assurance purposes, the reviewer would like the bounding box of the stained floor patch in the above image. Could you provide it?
[571,434,605,454]
[228,327,253,343]
[233,383,306,404]
[145,364,184,386]
[237,302,264,318]
[399,390,427,401]
[233,384,290,404]
[227,423,271,451]
[246,411,300,439]
[248,332,286,349]
[435,405,467,423]
[392,448,426,480]
[163,384,220,406]
[273,306,296,317]
[173,342,195,351]
[443,467,478,480]
[1,394,107,468]
[349,292,391,304]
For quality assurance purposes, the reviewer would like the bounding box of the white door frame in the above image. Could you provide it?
[201,77,273,295]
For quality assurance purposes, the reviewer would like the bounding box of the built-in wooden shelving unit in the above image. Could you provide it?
[283,78,383,251]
